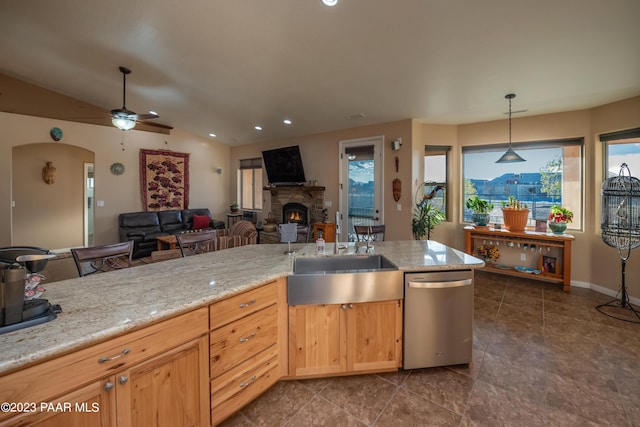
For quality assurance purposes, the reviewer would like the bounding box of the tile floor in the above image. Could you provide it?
[219,271,640,426]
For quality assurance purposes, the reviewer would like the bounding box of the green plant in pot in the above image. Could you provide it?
[230,201,239,213]
[412,202,445,240]
[465,195,493,227]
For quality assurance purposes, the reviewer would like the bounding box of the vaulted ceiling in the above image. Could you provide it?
[1,0,639,145]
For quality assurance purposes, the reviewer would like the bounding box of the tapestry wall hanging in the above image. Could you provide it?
[140,149,190,211]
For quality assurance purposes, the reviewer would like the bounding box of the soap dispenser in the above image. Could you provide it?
[316,230,325,253]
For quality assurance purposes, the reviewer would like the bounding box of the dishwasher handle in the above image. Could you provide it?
[408,278,472,289]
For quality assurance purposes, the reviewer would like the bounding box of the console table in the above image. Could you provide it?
[464,226,574,292]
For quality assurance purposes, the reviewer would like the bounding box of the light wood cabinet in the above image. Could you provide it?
[209,279,286,426]
[115,337,209,427]
[0,379,114,427]
[0,308,209,427]
[288,300,403,378]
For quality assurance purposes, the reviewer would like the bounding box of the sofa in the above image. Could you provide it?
[118,208,225,259]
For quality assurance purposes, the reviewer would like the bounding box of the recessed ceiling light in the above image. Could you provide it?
[322,0,338,6]
[254,125,263,131]
[149,110,158,115]
[283,119,292,125]
[209,133,216,138]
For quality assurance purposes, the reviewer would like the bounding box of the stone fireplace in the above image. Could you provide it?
[261,185,325,244]
[266,186,324,225]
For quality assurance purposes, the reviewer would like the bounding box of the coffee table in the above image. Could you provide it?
[156,235,178,251]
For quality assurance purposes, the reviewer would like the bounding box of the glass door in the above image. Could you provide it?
[339,136,383,242]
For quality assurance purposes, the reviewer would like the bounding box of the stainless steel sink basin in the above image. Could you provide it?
[288,255,403,305]
[292,254,397,274]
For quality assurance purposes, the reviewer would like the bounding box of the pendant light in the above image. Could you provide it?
[496,93,526,163]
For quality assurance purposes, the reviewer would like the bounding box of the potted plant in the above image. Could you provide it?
[547,205,573,234]
[230,202,239,213]
[412,202,445,240]
[501,195,529,232]
[465,195,493,227]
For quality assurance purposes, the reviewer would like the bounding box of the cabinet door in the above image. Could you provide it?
[116,336,209,427]
[288,304,346,377]
[347,300,403,372]
[0,379,115,427]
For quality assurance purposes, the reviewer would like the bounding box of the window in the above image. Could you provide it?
[602,128,640,178]
[462,139,583,230]
[239,158,263,210]
[423,146,449,218]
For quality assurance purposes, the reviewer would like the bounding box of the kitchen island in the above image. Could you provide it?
[0,240,483,426]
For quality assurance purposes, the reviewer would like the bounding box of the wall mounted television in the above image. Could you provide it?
[262,145,306,186]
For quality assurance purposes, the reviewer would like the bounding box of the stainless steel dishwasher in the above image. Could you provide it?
[404,270,473,369]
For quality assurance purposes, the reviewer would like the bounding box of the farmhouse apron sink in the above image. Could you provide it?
[287,255,403,305]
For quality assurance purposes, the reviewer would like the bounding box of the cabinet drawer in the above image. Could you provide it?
[211,346,279,426]
[0,307,208,422]
[210,304,278,378]
[210,281,278,330]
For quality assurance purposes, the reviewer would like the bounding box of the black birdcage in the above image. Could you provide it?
[598,163,640,323]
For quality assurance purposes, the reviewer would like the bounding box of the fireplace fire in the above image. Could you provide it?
[283,202,308,225]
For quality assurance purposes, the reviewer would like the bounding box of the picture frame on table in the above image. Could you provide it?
[535,219,547,233]
[539,255,561,277]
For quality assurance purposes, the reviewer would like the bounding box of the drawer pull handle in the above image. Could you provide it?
[239,332,257,343]
[239,299,257,308]
[104,381,115,392]
[240,375,257,388]
[98,348,130,364]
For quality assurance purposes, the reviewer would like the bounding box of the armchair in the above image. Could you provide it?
[217,220,258,250]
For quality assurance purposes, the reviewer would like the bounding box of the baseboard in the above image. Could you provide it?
[571,279,640,306]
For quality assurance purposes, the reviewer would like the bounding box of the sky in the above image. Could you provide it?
[350,144,640,184]
[349,160,374,183]
[463,148,562,180]
[608,143,640,177]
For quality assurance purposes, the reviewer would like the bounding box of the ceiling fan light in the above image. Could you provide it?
[496,147,526,163]
[112,117,136,131]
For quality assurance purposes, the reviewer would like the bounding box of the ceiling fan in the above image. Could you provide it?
[111,66,166,131]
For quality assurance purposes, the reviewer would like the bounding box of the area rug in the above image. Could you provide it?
[140,149,190,211]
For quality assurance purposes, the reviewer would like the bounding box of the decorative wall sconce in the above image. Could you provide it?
[42,161,56,185]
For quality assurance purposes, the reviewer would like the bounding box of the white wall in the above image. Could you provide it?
[0,112,231,248]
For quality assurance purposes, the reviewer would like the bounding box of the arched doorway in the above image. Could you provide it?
[12,143,94,251]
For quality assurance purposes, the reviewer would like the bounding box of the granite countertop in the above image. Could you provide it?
[0,240,483,374]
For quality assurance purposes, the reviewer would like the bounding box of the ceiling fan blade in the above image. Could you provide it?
[138,120,173,130]
[135,112,159,120]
